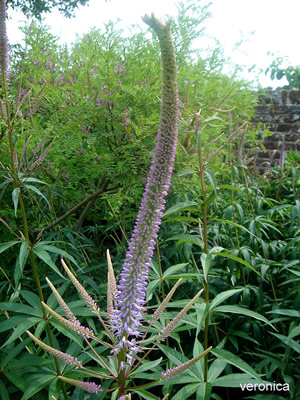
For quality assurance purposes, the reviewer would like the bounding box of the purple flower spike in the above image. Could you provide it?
[0,0,9,80]
[114,15,179,339]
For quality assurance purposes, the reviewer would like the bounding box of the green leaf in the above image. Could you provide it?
[0,240,21,254]
[163,201,199,217]
[0,302,41,317]
[21,374,56,400]
[213,305,276,329]
[211,349,261,381]
[34,243,79,268]
[213,373,262,387]
[1,337,31,368]
[218,184,246,196]
[201,253,212,281]
[15,240,29,286]
[12,187,20,216]
[267,309,300,318]
[131,358,162,376]
[158,344,199,380]
[209,289,243,310]
[209,218,258,239]
[21,177,47,185]
[172,383,201,400]
[0,380,9,400]
[196,382,212,400]
[205,169,217,194]
[1,317,41,348]
[207,359,227,383]
[133,388,161,400]
[213,252,261,277]
[177,170,198,177]
[32,248,65,279]
[23,184,50,207]
[270,332,300,354]
[165,234,203,248]
[3,370,28,392]
[163,263,189,278]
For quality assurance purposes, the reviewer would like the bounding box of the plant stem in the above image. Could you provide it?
[196,113,209,382]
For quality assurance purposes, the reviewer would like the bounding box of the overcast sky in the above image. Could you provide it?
[7,0,300,88]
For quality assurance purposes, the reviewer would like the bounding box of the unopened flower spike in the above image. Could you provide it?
[59,376,102,394]
[161,346,212,381]
[26,330,82,369]
[107,249,117,324]
[156,288,204,343]
[46,277,78,323]
[61,259,100,314]
[149,278,183,328]
[41,301,95,339]
[113,13,179,341]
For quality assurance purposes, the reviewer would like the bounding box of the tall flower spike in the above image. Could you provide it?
[26,330,82,369]
[59,376,102,394]
[0,0,9,81]
[114,14,179,339]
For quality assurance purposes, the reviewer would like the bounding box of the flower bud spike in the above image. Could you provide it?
[26,330,82,369]
[156,288,204,343]
[144,278,183,338]
[61,259,100,314]
[161,346,212,381]
[42,301,95,339]
[58,376,102,394]
[46,277,78,323]
[107,249,117,323]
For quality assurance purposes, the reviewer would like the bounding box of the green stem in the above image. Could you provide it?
[197,115,209,382]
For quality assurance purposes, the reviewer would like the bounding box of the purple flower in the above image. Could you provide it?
[113,16,179,339]
[114,63,125,73]
[46,60,55,70]
[0,0,9,79]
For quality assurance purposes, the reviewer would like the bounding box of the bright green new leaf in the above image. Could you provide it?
[12,187,20,217]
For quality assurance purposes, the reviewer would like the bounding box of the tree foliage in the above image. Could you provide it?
[6,0,92,20]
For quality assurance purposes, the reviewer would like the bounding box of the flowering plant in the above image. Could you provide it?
[26,14,210,399]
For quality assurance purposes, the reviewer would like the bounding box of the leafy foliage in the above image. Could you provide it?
[1,1,299,399]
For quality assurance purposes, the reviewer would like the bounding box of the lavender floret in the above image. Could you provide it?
[114,15,179,340]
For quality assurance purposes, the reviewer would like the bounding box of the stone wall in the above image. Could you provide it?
[252,89,300,168]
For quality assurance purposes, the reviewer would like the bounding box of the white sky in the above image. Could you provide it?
[7,0,300,88]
